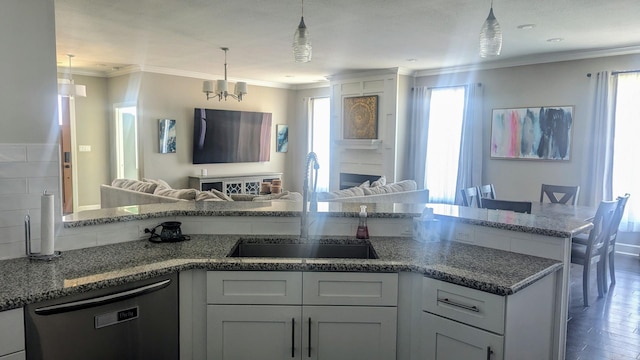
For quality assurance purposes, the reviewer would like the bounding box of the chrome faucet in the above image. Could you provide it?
[300,151,319,241]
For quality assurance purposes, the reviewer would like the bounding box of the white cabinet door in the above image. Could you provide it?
[0,351,25,360]
[0,309,24,357]
[421,312,503,360]
[303,306,397,360]
[207,305,301,360]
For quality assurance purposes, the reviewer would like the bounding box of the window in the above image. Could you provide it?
[425,86,466,203]
[309,97,331,192]
[612,73,640,231]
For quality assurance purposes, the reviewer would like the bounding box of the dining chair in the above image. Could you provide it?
[460,186,481,207]
[479,184,496,200]
[540,184,580,205]
[573,193,630,292]
[570,199,618,307]
[481,198,532,214]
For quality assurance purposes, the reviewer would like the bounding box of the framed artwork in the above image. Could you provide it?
[158,119,176,153]
[490,106,573,160]
[343,95,378,139]
[276,124,288,153]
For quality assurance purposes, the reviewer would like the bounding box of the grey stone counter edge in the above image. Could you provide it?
[63,206,591,238]
[0,236,563,312]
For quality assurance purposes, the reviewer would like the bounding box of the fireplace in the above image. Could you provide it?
[339,173,382,190]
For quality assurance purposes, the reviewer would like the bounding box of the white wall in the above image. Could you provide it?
[104,72,295,191]
[0,0,58,144]
[73,75,110,208]
[415,53,640,206]
[0,0,61,259]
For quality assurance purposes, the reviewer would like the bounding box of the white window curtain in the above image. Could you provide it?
[406,87,430,188]
[612,72,640,231]
[584,71,615,206]
[407,84,482,204]
[454,83,484,204]
[587,71,640,231]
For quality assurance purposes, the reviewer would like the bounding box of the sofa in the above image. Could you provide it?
[100,178,302,209]
[316,177,429,204]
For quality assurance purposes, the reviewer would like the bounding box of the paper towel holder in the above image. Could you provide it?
[24,213,62,261]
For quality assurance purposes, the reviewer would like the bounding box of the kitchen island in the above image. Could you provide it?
[1,201,591,359]
[1,234,561,360]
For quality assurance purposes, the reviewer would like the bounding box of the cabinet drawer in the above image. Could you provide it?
[422,277,505,334]
[303,272,398,306]
[0,308,24,356]
[207,271,302,304]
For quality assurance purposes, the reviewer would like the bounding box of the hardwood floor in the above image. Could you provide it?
[566,254,640,360]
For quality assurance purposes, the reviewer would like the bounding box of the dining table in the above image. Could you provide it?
[529,202,597,223]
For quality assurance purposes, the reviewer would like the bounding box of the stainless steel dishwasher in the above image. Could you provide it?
[25,273,179,360]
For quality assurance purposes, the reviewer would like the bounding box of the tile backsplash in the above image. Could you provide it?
[0,143,61,260]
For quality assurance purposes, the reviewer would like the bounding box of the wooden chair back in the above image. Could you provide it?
[581,200,618,261]
[481,198,532,214]
[460,186,481,207]
[479,184,496,200]
[608,193,630,246]
[540,184,580,205]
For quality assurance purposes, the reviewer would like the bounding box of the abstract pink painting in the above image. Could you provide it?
[490,106,573,160]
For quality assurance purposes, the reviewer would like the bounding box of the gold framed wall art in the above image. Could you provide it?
[343,95,378,139]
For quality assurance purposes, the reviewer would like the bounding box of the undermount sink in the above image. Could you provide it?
[227,240,379,259]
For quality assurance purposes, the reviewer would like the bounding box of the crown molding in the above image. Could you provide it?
[415,45,640,77]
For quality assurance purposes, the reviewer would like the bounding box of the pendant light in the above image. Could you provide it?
[58,54,87,98]
[202,47,247,102]
[479,0,502,58]
[292,0,312,63]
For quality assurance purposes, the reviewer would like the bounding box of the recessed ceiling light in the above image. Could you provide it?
[547,38,564,43]
[406,58,418,62]
[517,24,536,30]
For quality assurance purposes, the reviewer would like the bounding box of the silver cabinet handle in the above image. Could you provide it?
[308,317,312,357]
[291,317,295,358]
[34,279,172,315]
[437,297,480,312]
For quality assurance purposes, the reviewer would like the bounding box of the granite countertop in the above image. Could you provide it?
[63,201,593,238]
[0,235,562,312]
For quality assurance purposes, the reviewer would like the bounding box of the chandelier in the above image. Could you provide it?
[202,48,247,101]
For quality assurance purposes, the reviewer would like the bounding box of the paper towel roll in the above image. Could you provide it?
[40,192,55,256]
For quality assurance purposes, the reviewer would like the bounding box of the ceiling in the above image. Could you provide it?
[54,0,640,87]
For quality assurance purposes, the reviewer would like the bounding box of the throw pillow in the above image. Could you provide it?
[316,186,365,200]
[393,179,417,191]
[154,188,197,200]
[195,191,223,201]
[209,189,234,201]
[371,176,386,187]
[143,178,172,189]
[252,191,303,202]
[358,180,370,188]
[112,178,157,193]
[230,194,258,201]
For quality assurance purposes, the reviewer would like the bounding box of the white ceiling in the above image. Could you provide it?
[54,0,640,86]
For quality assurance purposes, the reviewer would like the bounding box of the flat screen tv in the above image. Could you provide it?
[193,108,272,164]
